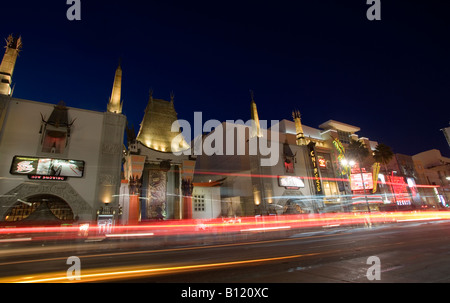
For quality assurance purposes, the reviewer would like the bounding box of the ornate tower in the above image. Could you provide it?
[250,90,263,138]
[107,63,123,114]
[0,35,22,96]
[292,109,306,145]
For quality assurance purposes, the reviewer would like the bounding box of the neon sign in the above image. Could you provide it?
[307,142,322,194]
[318,156,326,168]
[387,175,411,205]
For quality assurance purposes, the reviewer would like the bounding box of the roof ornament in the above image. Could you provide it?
[5,34,22,51]
[149,88,153,101]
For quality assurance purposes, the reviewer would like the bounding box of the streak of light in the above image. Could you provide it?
[105,232,154,238]
[5,252,321,283]
[0,211,449,243]
[0,233,344,267]
[240,226,291,232]
[0,237,31,243]
[396,217,442,222]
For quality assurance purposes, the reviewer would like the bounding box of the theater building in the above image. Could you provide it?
[121,91,195,222]
[273,117,383,212]
[193,92,385,217]
[0,36,126,225]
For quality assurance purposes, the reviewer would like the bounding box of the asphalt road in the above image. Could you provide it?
[1,220,450,283]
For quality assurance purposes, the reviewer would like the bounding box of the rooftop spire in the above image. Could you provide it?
[0,34,22,96]
[292,109,306,145]
[107,62,123,114]
[250,90,263,138]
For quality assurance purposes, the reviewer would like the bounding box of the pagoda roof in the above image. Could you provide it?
[136,97,188,153]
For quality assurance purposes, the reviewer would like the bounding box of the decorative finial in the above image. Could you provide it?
[249,89,254,102]
[5,34,22,51]
[149,88,153,100]
[292,109,301,119]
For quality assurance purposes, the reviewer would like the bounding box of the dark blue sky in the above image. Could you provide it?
[2,0,449,156]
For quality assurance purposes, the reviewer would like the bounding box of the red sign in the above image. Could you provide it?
[386,176,411,205]
[318,157,326,168]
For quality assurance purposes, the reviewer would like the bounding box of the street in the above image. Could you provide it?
[0,219,450,283]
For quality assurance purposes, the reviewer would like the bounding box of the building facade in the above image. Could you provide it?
[121,92,194,222]
[0,97,126,224]
[413,149,450,208]
[442,124,450,150]
[0,37,126,225]
[192,93,388,217]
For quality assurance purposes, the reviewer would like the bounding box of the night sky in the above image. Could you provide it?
[2,0,449,157]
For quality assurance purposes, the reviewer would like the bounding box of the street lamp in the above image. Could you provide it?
[341,159,355,167]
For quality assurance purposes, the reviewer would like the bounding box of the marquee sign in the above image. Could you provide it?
[278,176,305,189]
[10,156,85,178]
[307,142,323,195]
[350,173,374,191]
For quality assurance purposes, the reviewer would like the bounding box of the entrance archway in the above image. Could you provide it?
[4,194,74,222]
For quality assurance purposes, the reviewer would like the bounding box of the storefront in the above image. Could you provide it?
[316,151,344,212]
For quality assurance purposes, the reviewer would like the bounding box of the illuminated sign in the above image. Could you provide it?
[318,156,327,168]
[97,215,114,234]
[386,176,411,205]
[278,176,305,189]
[28,175,67,181]
[350,173,374,191]
[307,142,322,195]
[406,177,419,199]
[396,200,411,206]
[10,156,84,178]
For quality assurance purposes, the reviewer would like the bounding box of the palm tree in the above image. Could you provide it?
[373,143,394,175]
[346,139,370,165]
